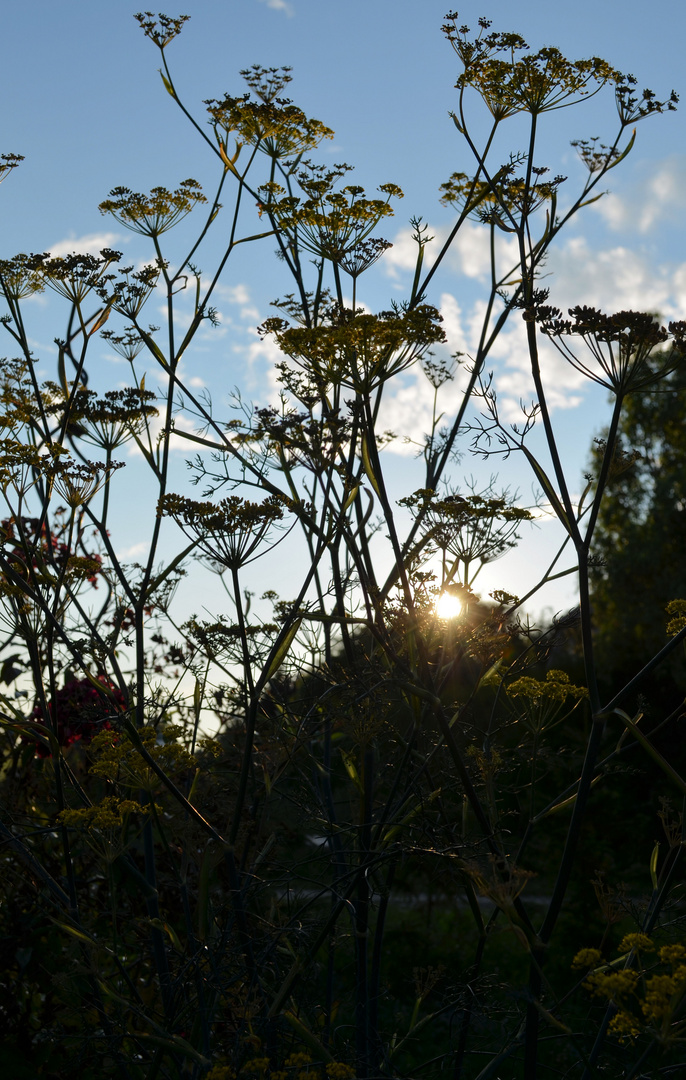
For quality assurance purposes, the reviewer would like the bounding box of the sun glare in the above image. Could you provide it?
[435,591,463,620]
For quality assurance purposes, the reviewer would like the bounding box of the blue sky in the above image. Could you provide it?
[2,0,685,613]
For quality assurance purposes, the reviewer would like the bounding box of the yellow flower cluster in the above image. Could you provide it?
[260,306,445,395]
[466,744,503,781]
[284,1053,312,1067]
[507,669,587,704]
[205,1052,355,1080]
[619,933,655,954]
[206,90,333,161]
[58,795,151,830]
[99,181,206,238]
[608,1011,642,1041]
[666,599,686,636]
[507,670,587,734]
[573,934,686,1043]
[198,736,224,759]
[159,493,286,571]
[442,15,621,120]
[659,944,686,964]
[571,947,602,971]
[440,168,565,229]
[285,1052,318,1080]
[326,1064,355,1079]
[88,724,196,787]
[244,1058,271,1074]
[206,1067,236,1080]
[583,969,639,1001]
[642,973,685,1024]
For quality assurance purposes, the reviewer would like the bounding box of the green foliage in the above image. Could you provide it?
[590,359,686,692]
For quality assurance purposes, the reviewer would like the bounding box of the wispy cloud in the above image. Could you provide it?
[116,541,148,562]
[257,0,294,16]
[213,282,260,322]
[592,156,686,234]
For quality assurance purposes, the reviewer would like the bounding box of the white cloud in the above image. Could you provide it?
[547,235,686,321]
[120,196,686,463]
[384,170,686,321]
[245,326,283,371]
[215,283,251,305]
[384,221,518,284]
[258,0,294,15]
[125,408,214,459]
[593,156,686,235]
[382,227,423,278]
[376,288,586,450]
[437,291,468,352]
[375,292,486,453]
[378,192,686,447]
[47,232,122,257]
[452,222,519,281]
[116,541,148,561]
[485,315,585,422]
[213,282,260,322]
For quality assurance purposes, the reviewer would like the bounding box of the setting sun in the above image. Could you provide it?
[434,591,463,620]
